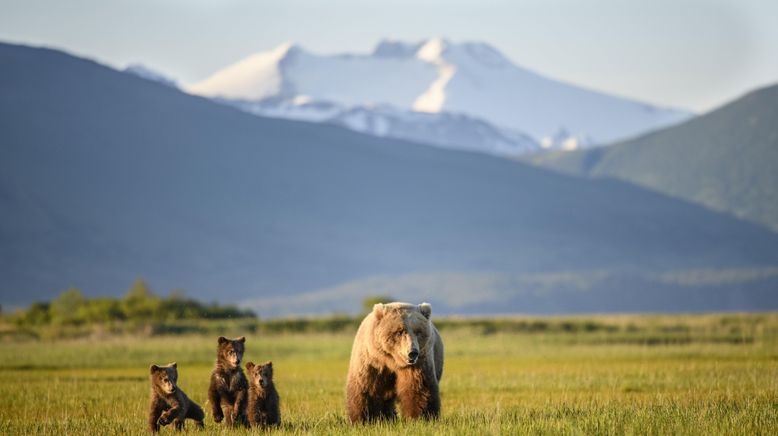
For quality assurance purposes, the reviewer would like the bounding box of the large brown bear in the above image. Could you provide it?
[345,302,444,423]
[208,336,249,427]
[148,362,205,432]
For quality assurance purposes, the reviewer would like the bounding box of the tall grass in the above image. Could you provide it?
[1,314,777,435]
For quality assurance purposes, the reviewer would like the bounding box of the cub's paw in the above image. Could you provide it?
[213,412,224,423]
[157,414,171,426]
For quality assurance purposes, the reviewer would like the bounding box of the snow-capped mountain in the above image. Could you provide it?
[231,98,539,155]
[187,38,692,154]
[124,63,178,88]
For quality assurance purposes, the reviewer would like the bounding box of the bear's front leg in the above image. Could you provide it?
[346,377,370,423]
[172,403,190,430]
[222,404,234,426]
[232,389,247,425]
[148,398,165,433]
[346,379,396,422]
[208,382,223,423]
[158,404,180,426]
[396,365,440,419]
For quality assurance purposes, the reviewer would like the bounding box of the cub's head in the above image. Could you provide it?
[372,302,433,368]
[246,361,273,389]
[150,362,178,395]
[217,336,246,369]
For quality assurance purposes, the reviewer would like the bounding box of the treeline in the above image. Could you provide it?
[11,279,255,327]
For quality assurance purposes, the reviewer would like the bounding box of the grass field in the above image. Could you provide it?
[1,314,777,435]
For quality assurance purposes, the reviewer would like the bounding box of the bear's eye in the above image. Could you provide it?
[394,330,404,337]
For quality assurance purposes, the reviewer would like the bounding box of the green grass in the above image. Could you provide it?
[1,314,777,435]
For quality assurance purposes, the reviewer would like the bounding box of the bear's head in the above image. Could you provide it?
[217,336,246,369]
[371,302,433,368]
[150,362,178,395]
[246,361,273,389]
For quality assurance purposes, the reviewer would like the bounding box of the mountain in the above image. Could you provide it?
[231,98,538,156]
[124,64,178,88]
[528,84,778,233]
[2,42,778,316]
[187,38,691,153]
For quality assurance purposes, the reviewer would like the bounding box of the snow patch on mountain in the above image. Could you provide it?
[124,64,178,88]
[186,38,692,155]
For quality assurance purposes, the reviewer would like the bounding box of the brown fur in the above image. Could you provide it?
[148,362,205,433]
[246,361,281,427]
[207,336,249,427]
[345,302,444,423]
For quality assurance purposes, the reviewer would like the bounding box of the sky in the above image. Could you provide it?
[1,0,777,112]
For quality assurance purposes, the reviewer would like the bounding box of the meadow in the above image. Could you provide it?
[1,313,777,435]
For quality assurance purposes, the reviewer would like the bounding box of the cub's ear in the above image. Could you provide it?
[237,336,246,344]
[373,303,385,320]
[419,302,432,319]
[264,361,272,368]
[150,364,160,374]
[245,362,255,370]
[169,362,177,369]
[218,336,228,345]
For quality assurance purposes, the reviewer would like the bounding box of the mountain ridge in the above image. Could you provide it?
[2,42,777,315]
[528,82,778,232]
[186,38,691,154]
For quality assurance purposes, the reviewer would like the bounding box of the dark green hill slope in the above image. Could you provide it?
[529,84,778,232]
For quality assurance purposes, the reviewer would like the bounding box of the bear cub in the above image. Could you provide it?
[246,361,281,428]
[208,336,249,427]
[148,362,205,432]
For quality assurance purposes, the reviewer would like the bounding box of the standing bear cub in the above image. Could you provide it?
[208,336,249,427]
[148,362,205,432]
[246,361,281,428]
[345,302,444,423]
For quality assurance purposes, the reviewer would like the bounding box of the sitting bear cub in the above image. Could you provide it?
[148,362,205,432]
[208,336,249,426]
[246,361,281,428]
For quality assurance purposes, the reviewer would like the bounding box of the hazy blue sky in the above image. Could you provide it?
[1,0,776,112]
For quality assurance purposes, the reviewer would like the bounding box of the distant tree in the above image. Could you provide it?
[50,288,86,325]
[361,295,395,313]
[122,278,161,321]
[159,290,205,320]
[18,302,51,325]
[77,297,125,323]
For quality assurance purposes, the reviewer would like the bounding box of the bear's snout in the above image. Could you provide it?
[408,349,419,363]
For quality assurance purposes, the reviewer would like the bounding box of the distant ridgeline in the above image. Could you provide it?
[9,279,256,328]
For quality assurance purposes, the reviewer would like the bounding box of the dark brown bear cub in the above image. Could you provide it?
[208,336,249,427]
[148,362,204,432]
[246,361,281,428]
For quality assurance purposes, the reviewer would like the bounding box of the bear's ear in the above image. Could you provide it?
[419,302,432,319]
[218,336,228,345]
[373,303,385,320]
[246,362,255,370]
[150,364,160,374]
[264,361,272,368]
[169,362,177,369]
[237,336,246,344]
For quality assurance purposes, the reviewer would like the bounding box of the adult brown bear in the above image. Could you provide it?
[345,302,444,423]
